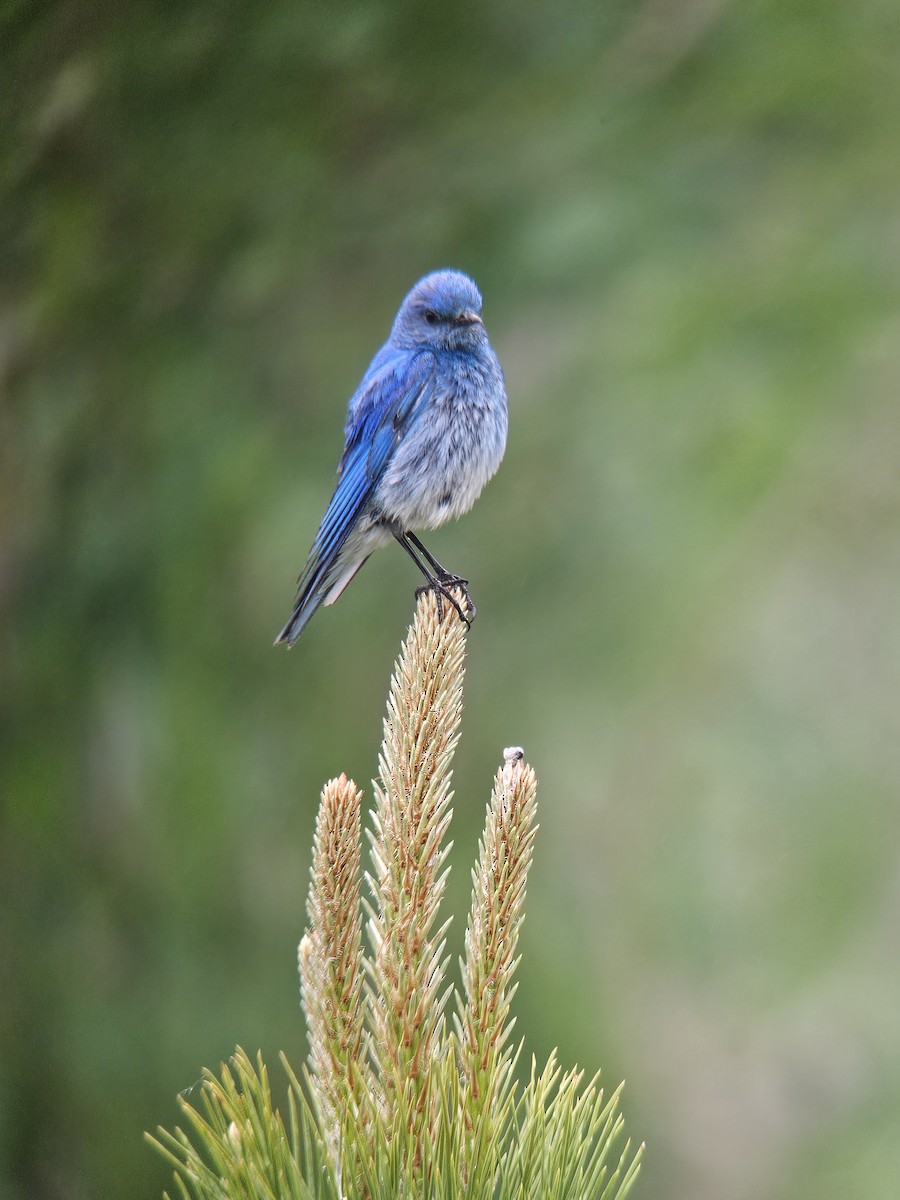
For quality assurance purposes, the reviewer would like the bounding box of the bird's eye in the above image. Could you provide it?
[423,309,439,325]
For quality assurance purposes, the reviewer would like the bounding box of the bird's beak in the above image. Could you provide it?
[459,310,483,326]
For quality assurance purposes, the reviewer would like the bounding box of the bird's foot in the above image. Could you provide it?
[415,573,476,627]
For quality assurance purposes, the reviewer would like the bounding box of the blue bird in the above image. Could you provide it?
[275,269,507,647]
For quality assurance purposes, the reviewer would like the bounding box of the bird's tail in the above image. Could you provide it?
[273,598,320,648]
[274,554,370,647]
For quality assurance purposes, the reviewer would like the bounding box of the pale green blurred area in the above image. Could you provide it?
[3,2,900,1198]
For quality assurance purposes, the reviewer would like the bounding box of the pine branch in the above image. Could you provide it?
[455,745,538,1176]
[364,591,466,1142]
[149,591,644,1200]
[299,773,371,1177]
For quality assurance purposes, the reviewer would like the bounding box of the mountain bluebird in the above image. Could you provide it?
[275,269,507,647]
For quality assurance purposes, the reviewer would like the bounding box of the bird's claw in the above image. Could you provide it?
[416,574,476,627]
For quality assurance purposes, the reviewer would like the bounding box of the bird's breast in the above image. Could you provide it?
[374,351,507,532]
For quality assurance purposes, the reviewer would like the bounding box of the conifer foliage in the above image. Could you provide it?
[149,592,642,1199]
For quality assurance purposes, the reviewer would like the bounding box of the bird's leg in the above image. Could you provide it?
[405,532,464,583]
[406,531,476,620]
[392,530,475,626]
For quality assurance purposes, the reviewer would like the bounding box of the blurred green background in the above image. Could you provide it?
[3,2,900,1198]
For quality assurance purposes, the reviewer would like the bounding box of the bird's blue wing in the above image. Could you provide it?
[274,349,435,645]
[328,346,435,549]
[340,346,435,476]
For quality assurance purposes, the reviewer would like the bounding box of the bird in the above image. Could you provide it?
[275,269,507,647]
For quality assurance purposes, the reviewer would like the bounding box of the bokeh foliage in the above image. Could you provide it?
[3,2,900,1199]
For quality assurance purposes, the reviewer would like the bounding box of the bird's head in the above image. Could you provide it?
[391,270,487,351]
